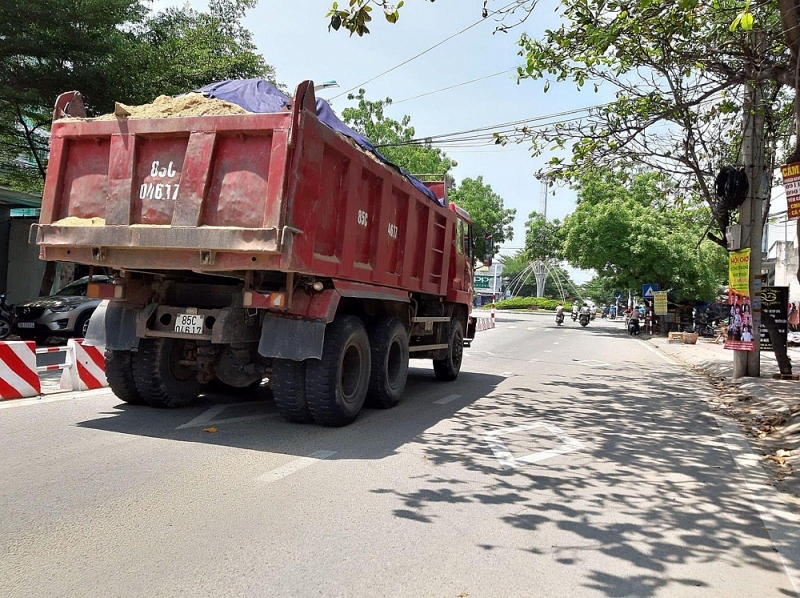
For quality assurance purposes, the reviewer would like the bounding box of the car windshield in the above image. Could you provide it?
[55,282,87,297]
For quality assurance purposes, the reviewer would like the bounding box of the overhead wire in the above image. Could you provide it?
[391,68,518,105]
[330,0,523,101]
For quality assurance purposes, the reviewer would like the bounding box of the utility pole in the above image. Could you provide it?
[733,31,766,379]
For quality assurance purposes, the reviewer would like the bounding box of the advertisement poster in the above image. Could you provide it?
[653,291,668,315]
[780,162,800,220]
[759,286,789,351]
[725,248,754,351]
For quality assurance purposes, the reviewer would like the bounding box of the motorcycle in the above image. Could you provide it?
[628,319,640,336]
[694,318,716,338]
[571,310,578,322]
[0,294,14,340]
[579,312,590,327]
[555,312,564,326]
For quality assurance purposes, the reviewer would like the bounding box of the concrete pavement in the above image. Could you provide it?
[1,312,798,597]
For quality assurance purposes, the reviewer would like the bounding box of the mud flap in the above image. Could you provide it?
[84,300,140,350]
[259,315,326,361]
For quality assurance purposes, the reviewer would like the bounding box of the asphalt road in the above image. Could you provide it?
[1,312,798,597]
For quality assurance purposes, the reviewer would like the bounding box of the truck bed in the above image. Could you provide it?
[35,82,458,298]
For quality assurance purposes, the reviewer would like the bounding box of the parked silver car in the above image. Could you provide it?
[14,275,110,344]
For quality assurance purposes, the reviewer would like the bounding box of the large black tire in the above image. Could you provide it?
[105,349,147,405]
[366,317,409,409]
[131,338,200,408]
[271,359,313,423]
[305,315,371,427]
[0,316,11,340]
[433,317,464,382]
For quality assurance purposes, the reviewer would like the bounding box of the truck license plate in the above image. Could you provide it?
[17,322,35,329]
[175,314,204,335]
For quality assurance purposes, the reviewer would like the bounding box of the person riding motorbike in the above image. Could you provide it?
[571,303,579,321]
[555,302,565,325]
[628,306,641,335]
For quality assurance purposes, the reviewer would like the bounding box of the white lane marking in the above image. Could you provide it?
[527,327,538,331]
[177,405,227,429]
[484,422,585,470]
[553,342,560,345]
[574,359,610,368]
[434,394,462,405]
[256,451,337,483]
[544,350,552,353]
[529,359,538,363]
[636,339,677,364]
[716,417,800,594]
[507,326,518,329]
[0,388,111,409]
[500,371,514,377]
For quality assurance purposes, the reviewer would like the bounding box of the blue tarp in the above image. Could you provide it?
[195,79,440,204]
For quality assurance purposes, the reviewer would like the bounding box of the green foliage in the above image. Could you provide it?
[449,176,516,260]
[342,90,456,175]
[0,0,274,193]
[561,170,728,302]
[327,0,420,36]
[524,212,562,261]
[492,296,571,311]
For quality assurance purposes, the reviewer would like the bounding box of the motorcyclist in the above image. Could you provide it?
[629,305,640,334]
[555,302,564,324]
[571,303,579,319]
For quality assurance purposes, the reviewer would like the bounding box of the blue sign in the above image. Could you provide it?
[642,284,659,298]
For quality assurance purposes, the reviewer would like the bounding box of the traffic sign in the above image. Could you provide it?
[642,284,659,298]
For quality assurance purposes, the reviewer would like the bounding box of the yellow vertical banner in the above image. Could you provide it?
[725,249,754,351]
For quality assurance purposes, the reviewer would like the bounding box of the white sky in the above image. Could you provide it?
[150,0,618,283]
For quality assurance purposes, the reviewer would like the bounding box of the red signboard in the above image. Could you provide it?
[780,162,800,220]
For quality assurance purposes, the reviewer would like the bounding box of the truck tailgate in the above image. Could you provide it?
[36,112,293,270]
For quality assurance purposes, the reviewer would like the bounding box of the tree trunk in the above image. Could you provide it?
[38,261,57,297]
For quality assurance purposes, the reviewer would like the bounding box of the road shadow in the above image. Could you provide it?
[76,366,506,460]
[362,365,798,596]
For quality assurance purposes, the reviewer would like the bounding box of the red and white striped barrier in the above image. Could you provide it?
[472,315,495,332]
[61,339,108,391]
[0,341,41,399]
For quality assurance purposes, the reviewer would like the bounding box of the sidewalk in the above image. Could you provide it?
[646,334,800,509]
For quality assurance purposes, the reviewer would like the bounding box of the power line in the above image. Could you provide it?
[330,0,521,101]
[391,68,517,105]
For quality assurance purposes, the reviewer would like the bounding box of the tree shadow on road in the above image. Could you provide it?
[364,366,798,596]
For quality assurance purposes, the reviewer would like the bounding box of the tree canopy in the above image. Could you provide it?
[0,0,274,193]
[562,170,728,301]
[448,176,517,261]
[524,212,562,262]
[341,90,456,175]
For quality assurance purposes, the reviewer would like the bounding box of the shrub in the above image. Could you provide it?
[490,296,572,311]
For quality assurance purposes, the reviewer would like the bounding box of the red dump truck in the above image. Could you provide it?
[34,81,476,426]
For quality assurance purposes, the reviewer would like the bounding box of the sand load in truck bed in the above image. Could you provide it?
[60,93,250,121]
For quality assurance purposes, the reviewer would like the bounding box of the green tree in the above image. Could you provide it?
[524,212,562,262]
[448,176,516,262]
[0,0,274,193]
[342,90,456,175]
[562,170,727,302]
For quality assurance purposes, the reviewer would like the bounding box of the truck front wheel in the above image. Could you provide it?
[366,317,408,409]
[131,338,200,408]
[271,359,313,423]
[305,315,371,427]
[433,318,464,382]
[105,349,147,405]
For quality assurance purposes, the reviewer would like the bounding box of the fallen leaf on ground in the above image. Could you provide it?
[203,427,217,433]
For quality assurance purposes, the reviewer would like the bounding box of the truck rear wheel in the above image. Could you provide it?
[366,317,408,409]
[433,318,464,382]
[105,349,146,405]
[131,338,200,408]
[271,359,313,423]
[306,315,370,427]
